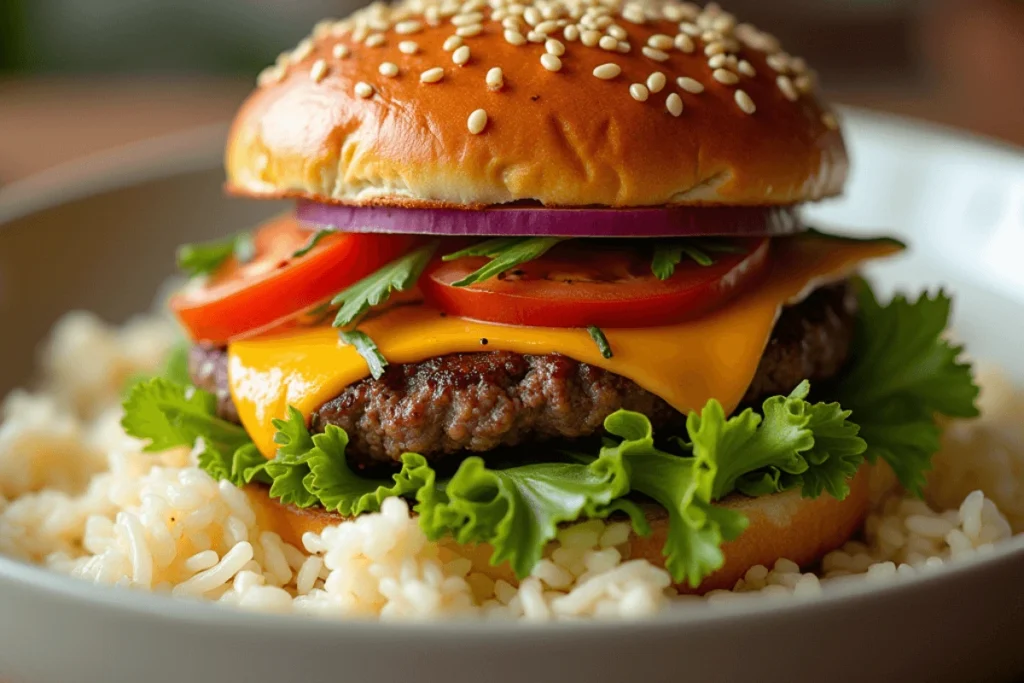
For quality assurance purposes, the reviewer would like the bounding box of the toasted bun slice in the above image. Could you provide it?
[227,1,847,208]
[247,464,880,594]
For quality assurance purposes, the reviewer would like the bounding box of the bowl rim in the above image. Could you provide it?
[1,107,1023,638]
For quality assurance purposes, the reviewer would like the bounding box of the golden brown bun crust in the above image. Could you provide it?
[247,465,874,595]
[227,2,847,208]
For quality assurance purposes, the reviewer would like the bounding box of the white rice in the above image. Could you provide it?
[0,311,1021,620]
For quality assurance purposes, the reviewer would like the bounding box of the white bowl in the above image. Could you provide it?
[0,110,1023,683]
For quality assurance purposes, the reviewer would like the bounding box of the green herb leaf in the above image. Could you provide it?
[601,411,745,586]
[587,325,613,359]
[836,281,979,495]
[652,243,714,279]
[121,377,250,454]
[444,237,565,287]
[272,406,316,460]
[339,329,389,380]
[308,427,435,516]
[331,243,438,327]
[292,230,334,258]
[417,449,636,579]
[176,233,254,277]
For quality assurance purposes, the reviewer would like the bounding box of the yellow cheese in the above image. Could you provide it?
[229,234,901,458]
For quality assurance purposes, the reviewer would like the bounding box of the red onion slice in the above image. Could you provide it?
[296,200,803,238]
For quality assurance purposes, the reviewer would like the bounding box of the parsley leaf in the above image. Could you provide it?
[292,230,333,258]
[442,237,565,287]
[176,233,254,277]
[836,281,979,495]
[587,325,613,359]
[652,243,713,279]
[122,377,250,454]
[331,243,438,328]
[339,329,389,380]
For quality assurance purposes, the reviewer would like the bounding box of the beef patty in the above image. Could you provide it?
[190,281,857,467]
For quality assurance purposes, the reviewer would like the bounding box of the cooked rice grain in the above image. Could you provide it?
[0,312,1021,620]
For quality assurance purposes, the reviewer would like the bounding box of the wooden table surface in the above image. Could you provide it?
[1,75,1020,187]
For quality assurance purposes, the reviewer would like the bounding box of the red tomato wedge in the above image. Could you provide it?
[421,238,771,328]
[171,216,419,343]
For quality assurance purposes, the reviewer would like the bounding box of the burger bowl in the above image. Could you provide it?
[0,109,1022,683]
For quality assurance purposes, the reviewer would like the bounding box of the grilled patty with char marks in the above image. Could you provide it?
[189,280,856,468]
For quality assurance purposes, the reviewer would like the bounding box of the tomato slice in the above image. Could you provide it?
[171,216,419,343]
[420,238,771,328]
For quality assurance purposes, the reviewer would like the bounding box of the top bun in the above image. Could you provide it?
[226,0,847,208]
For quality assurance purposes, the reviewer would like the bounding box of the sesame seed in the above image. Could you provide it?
[451,12,483,26]
[540,53,562,71]
[646,71,666,93]
[468,108,489,134]
[524,6,542,25]
[395,19,423,34]
[738,60,756,77]
[257,65,285,87]
[332,44,350,59]
[425,6,442,24]
[666,92,683,117]
[365,33,386,47]
[647,34,674,50]
[642,46,669,62]
[563,24,580,41]
[713,68,739,85]
[607,24,628,40]
[629,83,649,101]
[622,4,646,24]
[616,41,631,53]
[674,33,695,53]
[822,112,839,130]
[400,40,420,54]
[310,59,329,82]
[599,35,618,50]
[701,30,722,43]
[791,56,808,73]
[766,53,789,73]
[677,76,704,93]
[378,61,399,77]
[708,54,727,69]
[504,29,527,45]
[734,89,756,114]
[456,23,483,37]
[593,15,613,29]
[367,18,389,31]
[581,29,601,46]
[502,16,521,29]
[545,38,565,55]
[795,74,814,93]
[704,41,726,56]
[452,45,471,65]
[536,20,559,34]
[776,75,798,101]
[680,22,701,37]
[420,67,445,83]
[527,30,546,42]
[290,38,314,63]
[354,81,375,98]
[486,66,504,89]
[592,62,621,79]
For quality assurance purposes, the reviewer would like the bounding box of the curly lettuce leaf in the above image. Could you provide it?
[416,450,639,579]
[602,411,745,586]
[837,282,979,496]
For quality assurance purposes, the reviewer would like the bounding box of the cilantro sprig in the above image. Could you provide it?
[176,233,255,277]
[442,237,566,287]
[331,242,438,328]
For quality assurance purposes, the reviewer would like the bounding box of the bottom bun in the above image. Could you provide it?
[247,464,881,594]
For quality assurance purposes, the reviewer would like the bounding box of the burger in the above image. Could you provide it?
[122,0,979,593]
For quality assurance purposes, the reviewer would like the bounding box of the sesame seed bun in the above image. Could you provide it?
[246,463,884,594]
[226,1,847,208]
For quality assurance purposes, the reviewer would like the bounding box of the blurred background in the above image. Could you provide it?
[1,0,1022,183]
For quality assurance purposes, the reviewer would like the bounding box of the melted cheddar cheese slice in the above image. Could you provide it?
[229,234,901,458]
